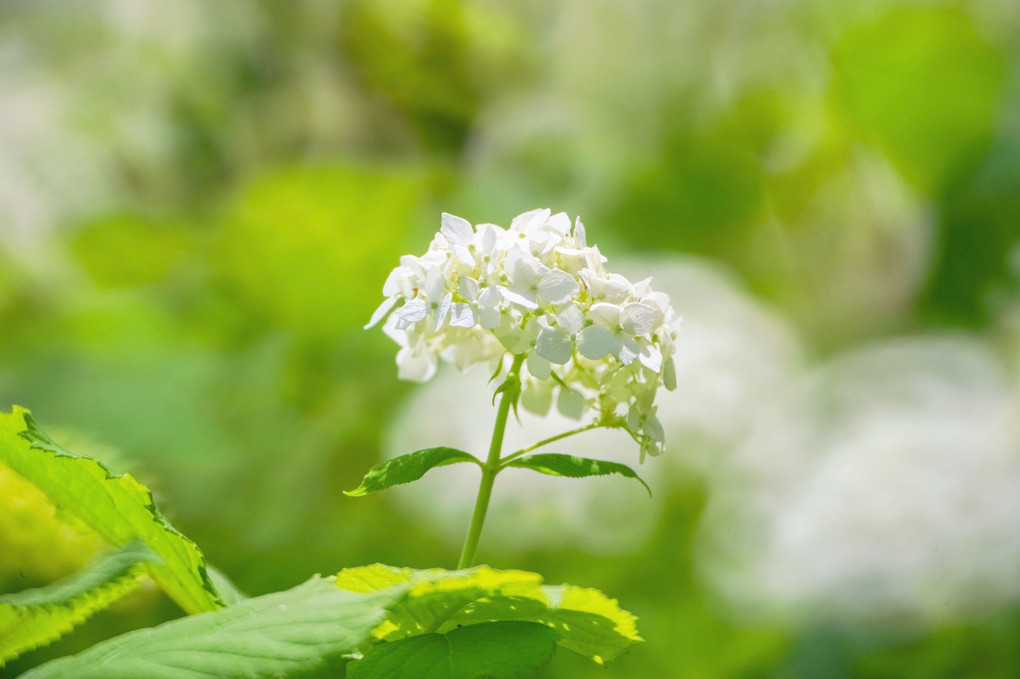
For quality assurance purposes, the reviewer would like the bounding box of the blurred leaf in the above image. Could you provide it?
[205,565,247,606]
[0,460,104,591]
[345,447,480,497]
[920,143,1020,325]
[217,164,425,338]
[0,541,157,666]
[857,606,1020,678]
[340,0,526,152]
[337,564,641,665]
[69,215,190,289]
[833,7,1005,192]
[504,454,650,495]
[20,577,409,679]
[611,131,764,256]
[349,621,558,679]
[0,407,222,614]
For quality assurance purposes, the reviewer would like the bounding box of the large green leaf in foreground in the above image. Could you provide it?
[0,541,158,666]
[21,577,409,679]
[349,621,559,679]
[337,564,641,665]
[0,407,221,614]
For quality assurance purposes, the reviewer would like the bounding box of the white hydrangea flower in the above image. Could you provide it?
[367,209,680,457]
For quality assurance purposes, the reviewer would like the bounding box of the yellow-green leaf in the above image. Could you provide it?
[0,407,222,614]
[337,564,641,665]
[0,541,158,666]
[20,577,410,679]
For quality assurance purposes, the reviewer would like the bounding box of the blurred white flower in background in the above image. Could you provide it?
[701,337,1020,626]
[385,256,799,555]
[619,258,803,474]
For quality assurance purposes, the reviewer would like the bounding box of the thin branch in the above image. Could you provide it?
[499,420,624,468]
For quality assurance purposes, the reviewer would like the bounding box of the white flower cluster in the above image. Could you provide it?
[367,209,679,457]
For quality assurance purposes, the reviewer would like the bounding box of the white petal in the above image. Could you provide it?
[627,403,641,432]
[365,295,398,329]
[478,306,501,329]
[536,326,573,364]
[526,352,552,380]
[441,212,473,247]
[622,302,657,336]
[588,302,622,328]
[382,266,412,297]
[396,346,437,382]
[448,302,476,328]
[521,381,553,416]
[459,276,480,301]
[508,251,545,288]
[537,269,580,305]
[396,299,428,329]
[545,212,571,235]
[556,305,584,335]
[478,286,501,308]
[424,266,446,301]
[577,325,620,360]
[499,287,539,310]
[638,343,663,372]
[556,387,584,420]
[495,318,532,353]
[434,293,453,330]
[476,223,499,254]
[510,208,551,234]
[587,272,631,302]
[642,414,665,443]
[619,336,640,365]
[663,355,677,391]
[573,217,587,248]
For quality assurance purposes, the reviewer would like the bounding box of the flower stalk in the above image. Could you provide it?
[458,354,526,569]
[498,420,623,468]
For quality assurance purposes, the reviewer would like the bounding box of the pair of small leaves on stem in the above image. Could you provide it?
[344,447,651,497]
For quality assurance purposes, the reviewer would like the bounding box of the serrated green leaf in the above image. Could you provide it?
[337,565,641,665]
[0,407,221,614]
[504,453,651,495]
[345,447,480,497]
[20,576,410,679]
[0,541,159,666]
[348,621,558,679]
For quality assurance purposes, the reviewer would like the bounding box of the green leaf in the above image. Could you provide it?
[0,541,159,666]
[337,565,642,665]
[345,447,480,497]
[349,621,558,679]
[205,565,248,606]
[20,577,409,679]
[504,453,651,495]
[833,7,1005,191]
[217,164,426,338]
[0,407,222,614]
[492,376,522,420]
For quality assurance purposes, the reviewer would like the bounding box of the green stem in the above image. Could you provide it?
[498,420,622,468]
[457,353,526,569]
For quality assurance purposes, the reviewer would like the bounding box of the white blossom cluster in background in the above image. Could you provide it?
[701,337,1020,626]
[367,209,679,458]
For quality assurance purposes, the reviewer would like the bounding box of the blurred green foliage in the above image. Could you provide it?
[0,0,1018,677]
